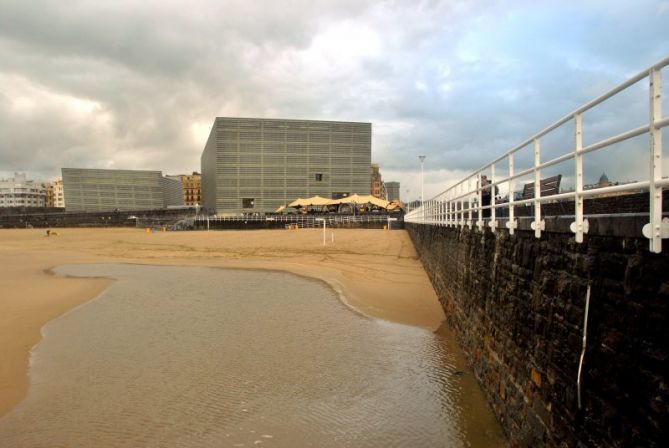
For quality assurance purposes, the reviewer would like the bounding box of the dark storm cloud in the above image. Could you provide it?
[0,0,667,199]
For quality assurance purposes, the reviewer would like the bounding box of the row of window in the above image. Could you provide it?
[216,139,371,148]
[0,201,45,205]
[217,124,369,133]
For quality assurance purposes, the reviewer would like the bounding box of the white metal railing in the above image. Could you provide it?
[405,56,669,253]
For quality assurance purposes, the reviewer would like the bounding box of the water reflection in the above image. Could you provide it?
[0,264,506,447]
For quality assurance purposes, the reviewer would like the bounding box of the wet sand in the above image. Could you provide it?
[0,264,506,447]
[0,228,445,417]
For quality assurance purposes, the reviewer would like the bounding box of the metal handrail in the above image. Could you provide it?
[405,56,669,253]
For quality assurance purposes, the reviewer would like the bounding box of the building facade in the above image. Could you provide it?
[62,168,183,212]
[202,118,372,214]
[167,172,202,206]
[44,178,66,208]
[385,181,400,202]
[370,164,387,199]
[161,176,185,208]
[0,173,45,208]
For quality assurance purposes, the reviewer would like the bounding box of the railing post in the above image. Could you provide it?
[460,197,464,227]
[458,183,464,227]
[506,154,517,234]
[456,196,461,227]
[643,67,666,253]
[448,195,453,227]
[467,177,473,228]
[440,199,444,226]
[443,199,447,226]
[489,164,497,232]
[571,113,588,243]
[432,200,435,224]
[442,197,446,226]
[477,173,484,231]
[531,139,545,238]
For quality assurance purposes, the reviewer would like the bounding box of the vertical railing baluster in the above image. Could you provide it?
[449,194,453,227]
[532,139,544,238]
[468,177,473,228]
[507,154,517,234]
[572,113,587,243]
[477,173,483,232]
[490,164,497,233]
[644,67,664,253]
[459,183,464,227]
[459,196,463,227]
[440,198,445,226]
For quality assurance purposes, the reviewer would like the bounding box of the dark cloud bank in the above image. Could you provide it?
[0,0,667,199]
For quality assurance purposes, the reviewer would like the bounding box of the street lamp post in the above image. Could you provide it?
[418,155,426,222]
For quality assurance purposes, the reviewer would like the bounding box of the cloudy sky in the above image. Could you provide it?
[1,0,668,200]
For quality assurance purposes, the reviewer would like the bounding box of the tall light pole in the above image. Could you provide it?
[418,155,426,221]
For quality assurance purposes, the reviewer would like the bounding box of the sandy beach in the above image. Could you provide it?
[0,227,444,417]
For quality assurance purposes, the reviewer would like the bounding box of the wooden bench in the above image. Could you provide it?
[521,174,562,200]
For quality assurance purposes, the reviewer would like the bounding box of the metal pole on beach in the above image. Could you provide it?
[316,218,326,246]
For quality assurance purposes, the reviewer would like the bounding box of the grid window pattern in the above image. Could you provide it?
[202,118,371,214]
[62,168,183,212]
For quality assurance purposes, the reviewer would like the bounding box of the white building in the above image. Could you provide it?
[44,178,66,208]
[53,178,65,208]
[0,173,46,208]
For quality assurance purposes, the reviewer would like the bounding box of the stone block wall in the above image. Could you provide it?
[406,223,668,447]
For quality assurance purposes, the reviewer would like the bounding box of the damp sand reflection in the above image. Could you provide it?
[0,264,506,447]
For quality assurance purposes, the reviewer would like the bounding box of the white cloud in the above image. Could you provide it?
[190,122,212,147]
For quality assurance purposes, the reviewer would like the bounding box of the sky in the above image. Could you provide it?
[1,0,668,200]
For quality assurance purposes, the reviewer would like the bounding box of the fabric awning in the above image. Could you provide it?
[288,196,331,207]
[327,194,391,209]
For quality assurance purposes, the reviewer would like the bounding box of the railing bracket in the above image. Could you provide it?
[642,217,669,239]
[570,219,589,236]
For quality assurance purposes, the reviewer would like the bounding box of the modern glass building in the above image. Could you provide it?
[62,168,183,212]
[201,118,372,214]
[385,181,400,202]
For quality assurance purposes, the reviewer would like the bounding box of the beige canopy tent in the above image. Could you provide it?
[327,194,391,209]
[285,194,398,211]
[288,195,332,208]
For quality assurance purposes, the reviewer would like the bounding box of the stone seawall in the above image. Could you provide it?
[406,222,667,447]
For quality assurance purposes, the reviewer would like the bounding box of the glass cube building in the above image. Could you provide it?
[201,118,372,214]
[62,168,183,212]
